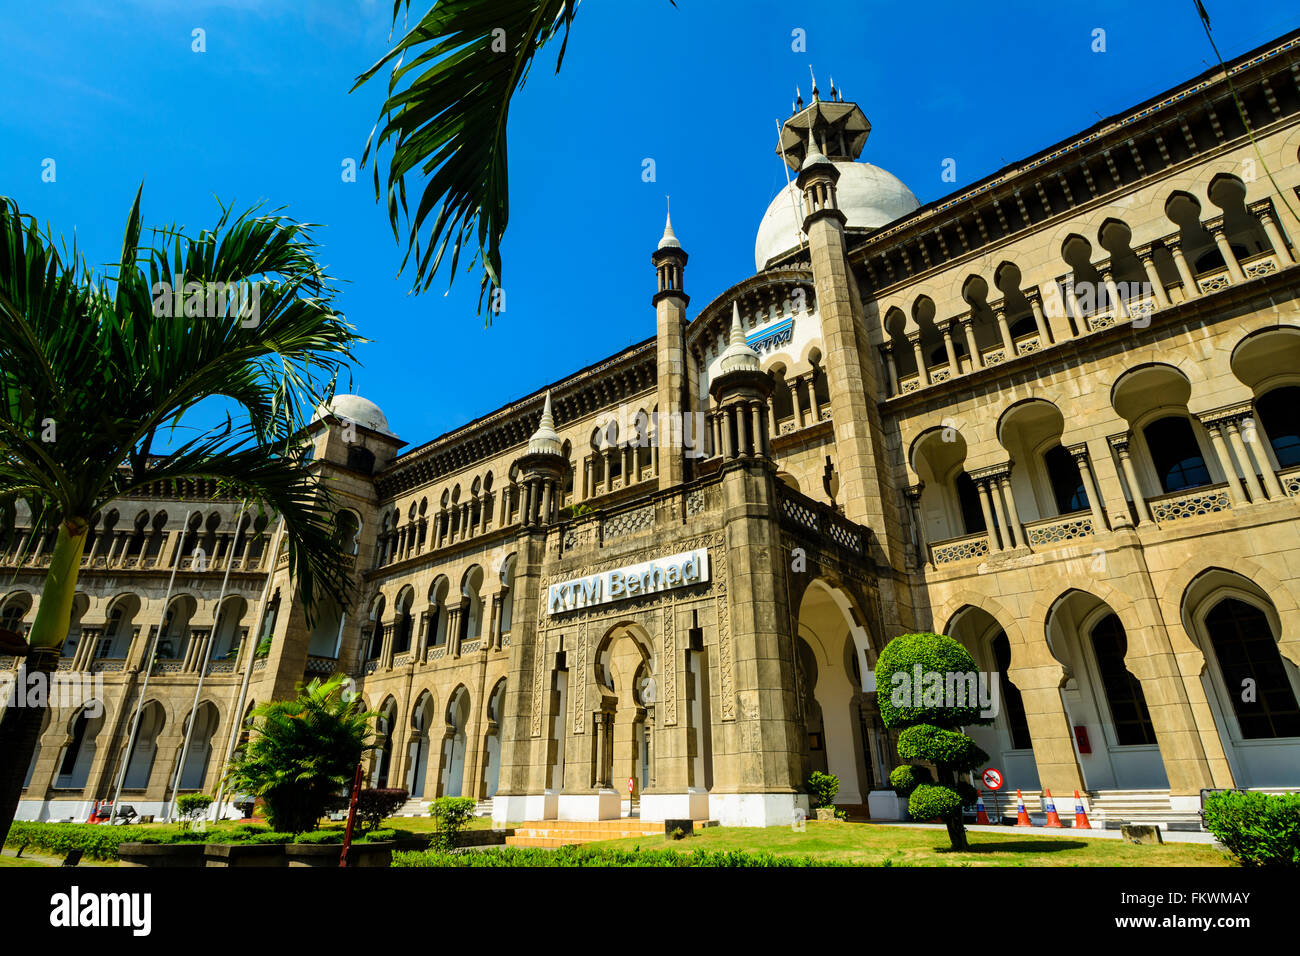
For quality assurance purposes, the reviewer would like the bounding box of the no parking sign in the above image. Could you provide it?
[982,767,1003,791]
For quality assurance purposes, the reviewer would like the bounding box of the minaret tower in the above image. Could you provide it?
[783,95,905,566]
[514,391,568,527]
[652,209,690,488]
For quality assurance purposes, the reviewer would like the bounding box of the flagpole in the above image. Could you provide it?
[212,516,284,821]
[163,500,248,823]
[109,508,194,821]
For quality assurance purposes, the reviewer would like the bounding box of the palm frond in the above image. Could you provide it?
[353,0,579,310]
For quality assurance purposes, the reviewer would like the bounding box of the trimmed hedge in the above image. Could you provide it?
[4,821,401,861]
[4,822,141,861]
[393,845,849,867]
[1202,791,1300,868]
[888,764,932,796]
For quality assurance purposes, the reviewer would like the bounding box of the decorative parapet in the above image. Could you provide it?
[304,655,336,676]
[1148,483,1232,523]
[1279,465,1300,498]
[775,484,868,556]
[206,659,236,675]
[930,532,990,565]
[1024,512,1094,547]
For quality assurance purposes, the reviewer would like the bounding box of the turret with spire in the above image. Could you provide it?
[708,302,772,460]
[514,390,568,527]
[652,204,692,488]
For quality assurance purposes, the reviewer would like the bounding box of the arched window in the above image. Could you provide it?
[1089,613,1157,746]
[1204,598,1300,739]
[955,472,985,535]
[1143,416,1210,493]
[1255,387,1300,470]
[346,444,375,475]
[991,632,1032,750]
[1044,444,1088,514]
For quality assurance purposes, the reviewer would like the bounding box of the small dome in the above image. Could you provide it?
[527,391,563,457]
[312,394,394,437]
[754,160,920,270]
[657,211,681,250]
[719,303,761,375]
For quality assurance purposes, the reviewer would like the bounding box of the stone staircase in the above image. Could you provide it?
[505,819,678,849]
[1087,790,1204,830]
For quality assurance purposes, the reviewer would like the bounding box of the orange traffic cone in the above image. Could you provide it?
[87,800,99,824]
[975,792,990,824]
[1043,789,1063,827]
[1015,789,1032,826]
[1073,791,1092,829]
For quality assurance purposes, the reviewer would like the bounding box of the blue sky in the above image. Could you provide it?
[1,0,1295,450]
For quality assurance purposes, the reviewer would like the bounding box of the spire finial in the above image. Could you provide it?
[809,64,819,101]
[657,197,680,250]
[795,85,803,111]
[829,75,837,101]
[719,301,761,374]
[527,389,563,456]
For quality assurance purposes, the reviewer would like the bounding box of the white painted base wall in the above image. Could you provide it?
[639,789,709,822]
[491,793,546,827]
[707,792,808,827]
[557,790,621,821]
[867,790,907,821]
[17,799,246,823]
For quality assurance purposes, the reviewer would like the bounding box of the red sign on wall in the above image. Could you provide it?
[1073,725,1092,754]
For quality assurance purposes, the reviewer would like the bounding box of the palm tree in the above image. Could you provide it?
[353,0,580,308]
[0,188,361,843]
[221,674,375,834]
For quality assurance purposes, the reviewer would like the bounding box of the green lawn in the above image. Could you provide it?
[579,821,1230,867]
[376,815,502,833]
[0,852,52,867]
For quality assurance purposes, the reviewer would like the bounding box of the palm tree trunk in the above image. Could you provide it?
[0,520,86,844]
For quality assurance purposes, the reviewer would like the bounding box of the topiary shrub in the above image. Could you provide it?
[429,796,478,851]
[888,764,932,797]
[876,632,991,850]
[356,788,408,833]
[1202,790,1300,867]
[805,771,840,809]
[175,794,213,830]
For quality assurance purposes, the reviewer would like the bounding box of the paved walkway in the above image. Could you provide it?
[871,820,1220,845]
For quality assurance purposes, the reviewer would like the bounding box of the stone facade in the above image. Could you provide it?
[6,30,1300,826]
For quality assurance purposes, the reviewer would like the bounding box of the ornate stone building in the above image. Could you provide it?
[7,30,1300,827]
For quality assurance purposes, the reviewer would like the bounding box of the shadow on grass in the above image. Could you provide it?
[941,841,1088,854]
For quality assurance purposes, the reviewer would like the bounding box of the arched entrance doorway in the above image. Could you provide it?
[794,580,882,807]
[1047,590,1167,790]
[407,692,434,798]
[945,607,1039,791]
[1182,569,1300,788]
[481,679,506,798]
[440,687,470,797]
[371,698,397,788]
[592,623,654,812]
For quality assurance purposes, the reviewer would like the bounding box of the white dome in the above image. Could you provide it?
[754,161,920,270]
[312,393,394,437]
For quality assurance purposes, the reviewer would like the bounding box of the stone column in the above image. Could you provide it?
[1110,435,1150,524]
[710,410,723,458]
[1101,266,1128,319]
[1243,413,1283,498]
[1026,291,1052,343]
[975,479,1000,549]
[960,315,982,367]
[997,472,1025,549]
[904,484,926,567]
[1201,419,1248,505]
[1223,417,1265,502]
[993,305,1014,355]
[1259,206,1295,264]
[1070,443,1109,531]
[1138,248,1171,308]
[938,320,959,377]
[986,476,1014,549]
[1209,222,1245,282]
[907,332,928,386]
[789,378,806,428]
[1166,238,1198,298]
[540,480,554,525]
[879,345,900,395]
